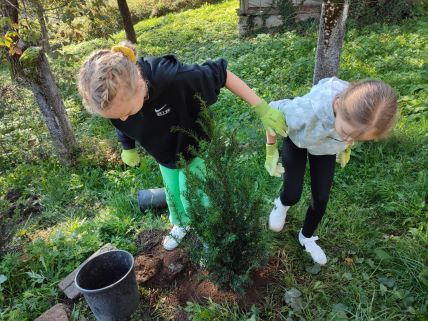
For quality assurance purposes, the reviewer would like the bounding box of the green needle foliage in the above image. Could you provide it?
[180,109,269,294]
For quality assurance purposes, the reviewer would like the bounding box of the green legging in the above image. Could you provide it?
[159,157,207,227]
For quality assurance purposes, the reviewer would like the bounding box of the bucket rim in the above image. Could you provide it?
[74,249,135,294]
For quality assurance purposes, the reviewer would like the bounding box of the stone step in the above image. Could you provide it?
[34,303,70,321]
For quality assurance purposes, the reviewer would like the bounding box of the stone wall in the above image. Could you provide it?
[238,0,323,36]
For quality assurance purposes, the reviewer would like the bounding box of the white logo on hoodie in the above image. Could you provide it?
[155,104,171,116]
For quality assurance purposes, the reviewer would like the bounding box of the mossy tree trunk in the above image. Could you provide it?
[2,0,78,164]
[313,0,349,85]
[20,48,79,164]
[117,0,137,44]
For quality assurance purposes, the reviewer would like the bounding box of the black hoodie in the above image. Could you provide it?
[111,55,228,169]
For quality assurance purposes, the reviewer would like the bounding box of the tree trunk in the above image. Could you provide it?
[1,0,21,81]
[1,0,18,22]
[30,0,51,53]
[27,50,79,164]
[117,0,137,44]
[2,1,78,164]
[313,0,349,85]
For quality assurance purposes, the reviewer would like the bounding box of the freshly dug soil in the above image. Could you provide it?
[134,229,277,310]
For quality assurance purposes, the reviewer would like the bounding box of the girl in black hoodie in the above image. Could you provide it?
[78,41,286,250]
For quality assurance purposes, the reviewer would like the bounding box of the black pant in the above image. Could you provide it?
[280,137,336,238]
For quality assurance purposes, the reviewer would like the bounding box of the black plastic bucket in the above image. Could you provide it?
[75,250,140,321]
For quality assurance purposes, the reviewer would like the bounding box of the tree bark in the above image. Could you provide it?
[1,0,21,81]
[313,0,349,85]
[30,0,51,53]
[1,0,18,23]
[117,0,137,44]
[27,51,79,164]
[2,1,79,163]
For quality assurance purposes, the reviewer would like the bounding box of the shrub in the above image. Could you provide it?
[181,109,269,294]
[349,0,420,25]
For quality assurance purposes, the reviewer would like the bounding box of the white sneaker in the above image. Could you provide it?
[298,229,327,265]
[268,198,289,232]
[163,225,189,251]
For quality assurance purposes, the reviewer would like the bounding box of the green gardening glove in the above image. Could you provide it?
[336,144,352,168]
[121,148,140,167]
[265,142,285,177]
[252,100,287,137]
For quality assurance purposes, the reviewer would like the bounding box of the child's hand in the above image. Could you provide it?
[253,100,287,137]
[336,145,352,168]
[121,148,140,167]
[265,142,284,177]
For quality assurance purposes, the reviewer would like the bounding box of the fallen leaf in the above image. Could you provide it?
[374,248,391,261]
[366,258,375,268]
[305,263,321,275]
[284,288,301,300]
[328,312,348,321]
[379,283,388,295]
[284,288,304,312]
[355,257,364,264]
[332,303,350,313]
[407,306,416,314]
[327,303,350,321]
[402,295,415,308]
[378,275,395,288]
[344,257,353,266]
[342,272,353,281]
[330,257,339,263]
[418,268,428,287]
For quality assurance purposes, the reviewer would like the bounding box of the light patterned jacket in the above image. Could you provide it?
[269,77,352,166]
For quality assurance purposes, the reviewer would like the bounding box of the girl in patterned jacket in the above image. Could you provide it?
[264,77,397,265]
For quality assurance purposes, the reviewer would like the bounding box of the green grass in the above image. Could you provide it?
[124,0,222,21]
[0,0,427,320]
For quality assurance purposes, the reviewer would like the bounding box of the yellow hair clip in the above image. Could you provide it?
[111,45,137,63]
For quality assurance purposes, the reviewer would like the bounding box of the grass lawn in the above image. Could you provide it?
[0,0,427,320]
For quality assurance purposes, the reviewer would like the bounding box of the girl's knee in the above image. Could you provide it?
[280,191,301,206]
[311,194,330,208]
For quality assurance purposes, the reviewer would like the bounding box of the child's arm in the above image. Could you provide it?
[225,70,287,137]
[225,70,285,176]
[225,70,262,105]
[266,132,277,145]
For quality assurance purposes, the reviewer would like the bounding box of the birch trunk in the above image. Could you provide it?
[313,0,349,85]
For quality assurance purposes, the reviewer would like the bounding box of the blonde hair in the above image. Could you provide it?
[337,80,397,138]
[78,41,141,114]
